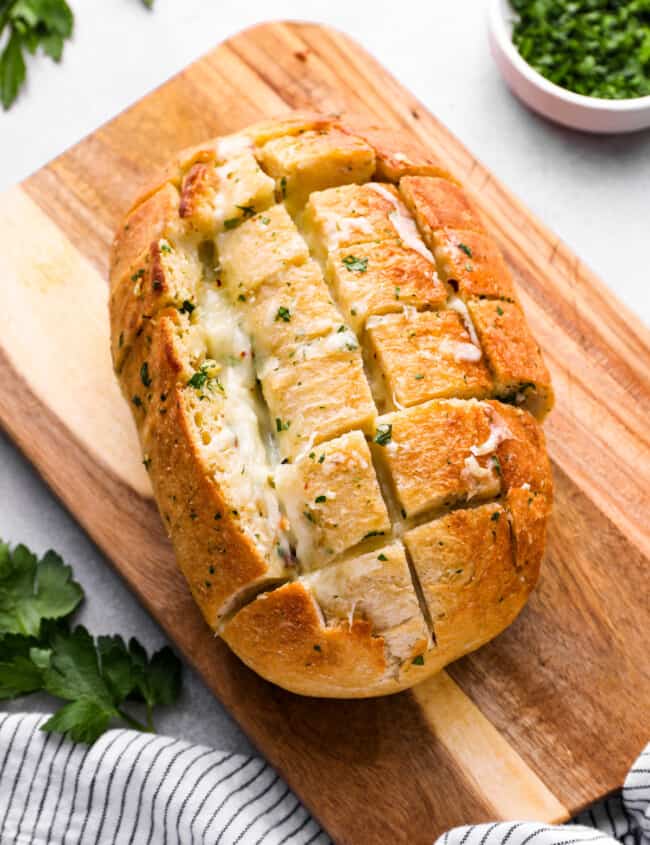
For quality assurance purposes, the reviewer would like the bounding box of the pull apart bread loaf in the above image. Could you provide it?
[109,113,554,697]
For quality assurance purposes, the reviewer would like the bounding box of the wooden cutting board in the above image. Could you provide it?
[1,21,649,844]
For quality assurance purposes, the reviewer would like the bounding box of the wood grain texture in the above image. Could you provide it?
[1,21,648,844]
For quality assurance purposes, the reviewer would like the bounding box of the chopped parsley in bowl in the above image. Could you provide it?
[488,0,650,132]
[511,0,650,100]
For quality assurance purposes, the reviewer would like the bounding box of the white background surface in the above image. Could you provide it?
[2,0,649,751]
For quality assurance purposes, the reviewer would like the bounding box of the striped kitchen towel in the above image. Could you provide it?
[0,713,648,845]
[0,713,330,844]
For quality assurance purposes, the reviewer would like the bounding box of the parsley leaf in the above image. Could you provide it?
[275,306,291,322]
[0,541,182,743]
[40,625,182,742]
[373,423,392,446]
[0,0,75,110]
[41,625,118,742]
[0,29,25,110]
[0,542,82,637]
[342,255,368,273]
[0,634,47,699]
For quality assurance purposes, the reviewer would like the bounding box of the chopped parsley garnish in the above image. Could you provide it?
[223,217,241,230]
[160,241,172,254]
[275,306,291,322]
[188,369,208,390]
[491,511,501,522]
[280,176,287,199]
[238,294,247,302]
[260,216,271,225]
[412,654,425,666]
[363,530,385,539]
[342,255,368,273]
[236,204,255,218]
[496,305,504,316]
[377,553,388,561]
[337,325,346,333]
[512,0,650,100]
[140,362,152,387]
[187,361,222,393]
[414,374,424,380]
[275,418,290,432]
[492,455,502,476]
[314,495,327,504]
[458,243,472,258]
[179,299,195,314]
[373,423,392,446]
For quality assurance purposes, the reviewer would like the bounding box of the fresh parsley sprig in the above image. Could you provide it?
[0,540,181,743]
[0,0,74,110]
[1,0,155,110]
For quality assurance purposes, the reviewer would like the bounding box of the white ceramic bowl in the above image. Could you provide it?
[488,0,650,133]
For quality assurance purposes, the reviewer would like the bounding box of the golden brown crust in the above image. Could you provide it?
[222,582,394,697]
[110,183,180,293]
[110,112,553,698]
[367,311,494,407]
[341,124,458,183]
[404,502,531,660]
[469,300,554,419]
[486,401,554,501]
[400,176,487,239]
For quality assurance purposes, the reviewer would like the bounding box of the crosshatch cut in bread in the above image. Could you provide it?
[109,112,554,698]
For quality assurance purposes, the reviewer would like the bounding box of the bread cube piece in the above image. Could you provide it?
[110,235,202,372]
[110,183,182,292]
[302,542,430,663]
[258,128,375,211]
[484,401,553,498]
[468,300,554,419]
[325,239,447,332]
[504,487,551,588]
[275,430,390,570]
[302,183,406,262]
[366,311,493,408]
[242,260,343,364]
[343,125,456,182]
[216,204,309,294]
[247,112,337,146]
[179,153,275,235]
[372,399,501,517]
[404,503,524,657]
[400,177,487,245]
[433,230,517,302]
[261,341,376,459]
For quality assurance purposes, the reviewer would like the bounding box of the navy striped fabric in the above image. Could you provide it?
[0,713,330,844]
[0,713,647,844]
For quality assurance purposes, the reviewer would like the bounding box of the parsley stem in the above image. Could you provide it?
[117,707,152,733]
